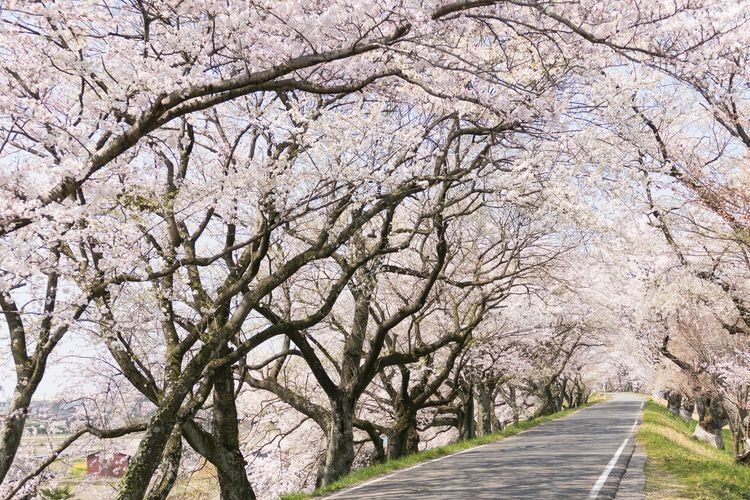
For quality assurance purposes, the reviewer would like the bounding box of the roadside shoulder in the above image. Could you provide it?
[614,444,646,499]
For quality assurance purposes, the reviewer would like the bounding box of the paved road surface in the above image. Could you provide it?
[329,393,645,499]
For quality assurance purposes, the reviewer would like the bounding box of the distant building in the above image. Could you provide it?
[86,452,131,478]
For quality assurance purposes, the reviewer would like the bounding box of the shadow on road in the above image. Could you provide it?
[331,394,644,499]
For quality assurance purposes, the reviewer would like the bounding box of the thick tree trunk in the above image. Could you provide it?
[117,389,185,499]
[735,406,750,466]
[693,396,725,449]
[458,385,475,441]
[388,401,419,460]
[316,272,368,486]
[0,385,33,484]
[215,451,255,500]
[212,352,255,500]
[145,424,183,500]
[320,397,355,486]
[182,422,257,500]
[533,384,559,418]
[559,378,570,408]
[570,378,589,407]
[728,418,750,466]
[508,386,520,425]
[476,382,496,436]
[679,399,695,421]
[666,391,682,416]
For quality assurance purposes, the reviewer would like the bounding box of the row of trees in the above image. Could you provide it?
[1,0,749,498]
[580,17,750,463]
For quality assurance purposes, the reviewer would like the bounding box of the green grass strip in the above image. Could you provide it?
[637,400,750,499]
[280,397,606,499]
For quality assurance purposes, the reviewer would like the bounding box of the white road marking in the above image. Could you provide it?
[588,437,630,499]
[629,419,638,433]
[640,401,645,410]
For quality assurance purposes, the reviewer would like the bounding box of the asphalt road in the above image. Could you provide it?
[329,393,645,499]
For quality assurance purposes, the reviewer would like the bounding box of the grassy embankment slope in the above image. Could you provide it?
[638,401,750,499]
[281,396,606,500]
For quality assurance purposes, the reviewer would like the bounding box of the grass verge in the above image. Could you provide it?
[637,401,750,499]
[280,396,606,500]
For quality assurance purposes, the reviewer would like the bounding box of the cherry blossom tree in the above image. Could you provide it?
[4,1,750,497]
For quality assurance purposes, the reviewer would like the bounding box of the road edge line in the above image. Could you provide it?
[589,398,645,499]
[588,437,630,498]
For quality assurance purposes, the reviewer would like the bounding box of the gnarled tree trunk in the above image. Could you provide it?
[212,350,255,500]
[507,385,520,425]
[117,389,186,499]
[388,398,420,459]
[665,391,682,416]
[679,399,695,421]
[145,424,183,500]
[476,381,497,436]
[457,384,476,441]
[320,396,355,486]
[693,396,725,449]
[533,384,560,418]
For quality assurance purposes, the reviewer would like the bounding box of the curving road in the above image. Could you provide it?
[328,393,645,499]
